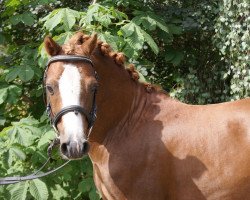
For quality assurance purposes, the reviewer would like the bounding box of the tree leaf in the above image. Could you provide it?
[6,85,22,104]
[146,12,169,33]
[7,148,14,166]
[143,16,157,31]
[9,15,22,25]
[5,0,21,7]
[89,188,100,200]
[0,116,6,126]
[78,178,92,193]
[23,125,42,136]
[110,7,127,20]
[0,87,8,104]
[62,8,79,31]
[165,50,176,61]
[98,32,118,51]
[51,184,68,200]
[121,22,135,37]
[40,9,59,22]
[155,20,170,33]
[37,130,55,148]
[5,67,20,82]
[171,51,184,66]
[7,182,29,200]
[9,146,26,160]
[43,9,62,31]
[41,8,80,31]
[53,32,73,45]
[122,43,136,58]
[165,49,184,66]
[21,12,35,26]
[19,116,40,125]
[123,22,144,50]
[140,29,159,54]
[15,126,36,146]
[0,33,6,44]
[29,179,49,200]
[132,11,169,33]
[18,66,34,82]
[86,4,99,24]
[98,14,112,27]
[168,24,182,35]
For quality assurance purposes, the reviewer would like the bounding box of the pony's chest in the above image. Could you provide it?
[92,161,127,200]
[89,144,129,199]
[90,144,168,200]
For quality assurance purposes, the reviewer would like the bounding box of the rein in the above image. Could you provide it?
[0,137,70,185]
[0,55,97,185]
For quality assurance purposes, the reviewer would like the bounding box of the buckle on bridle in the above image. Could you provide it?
[46,104,51,116]
[47,137,60,158]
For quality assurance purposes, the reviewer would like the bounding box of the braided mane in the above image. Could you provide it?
[64,32,163,93]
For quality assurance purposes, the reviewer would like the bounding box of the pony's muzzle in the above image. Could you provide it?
[60,140,89,159]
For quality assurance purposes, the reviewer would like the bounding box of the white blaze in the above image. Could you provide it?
[59,64,84,141]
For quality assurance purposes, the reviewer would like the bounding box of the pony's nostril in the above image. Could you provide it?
[60,143,68,155]
[82,141,90,154]
[60,140,89,158]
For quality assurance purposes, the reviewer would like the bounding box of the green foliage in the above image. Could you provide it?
[29,179,49,200]
[0,116,99,200]
[8,12,36,26]
[213,0,250,99]
[5,179,49,200]
[0,0,249,199]
[42,8,81,31]
[142,0,249,104]
[7,182,29,200]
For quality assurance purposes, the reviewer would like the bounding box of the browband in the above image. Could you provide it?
[46,55,93,67]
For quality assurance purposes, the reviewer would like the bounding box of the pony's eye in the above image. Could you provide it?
[46,85,54,94]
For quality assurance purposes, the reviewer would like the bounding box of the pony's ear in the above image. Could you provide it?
[81,33,97,56]
[44,36,61,56]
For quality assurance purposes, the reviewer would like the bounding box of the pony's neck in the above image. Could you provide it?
[89,50,142,144]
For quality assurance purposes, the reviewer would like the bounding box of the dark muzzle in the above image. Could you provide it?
[60,140,90,159]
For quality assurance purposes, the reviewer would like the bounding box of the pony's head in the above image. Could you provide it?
[43,33,98,160]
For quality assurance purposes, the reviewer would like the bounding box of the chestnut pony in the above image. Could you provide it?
[43,32,250,200]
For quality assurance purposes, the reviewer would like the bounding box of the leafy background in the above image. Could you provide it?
[0,0,249,199]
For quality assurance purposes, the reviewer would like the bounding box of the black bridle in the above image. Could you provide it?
[44,55,97,134]
[0,55,98,185]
